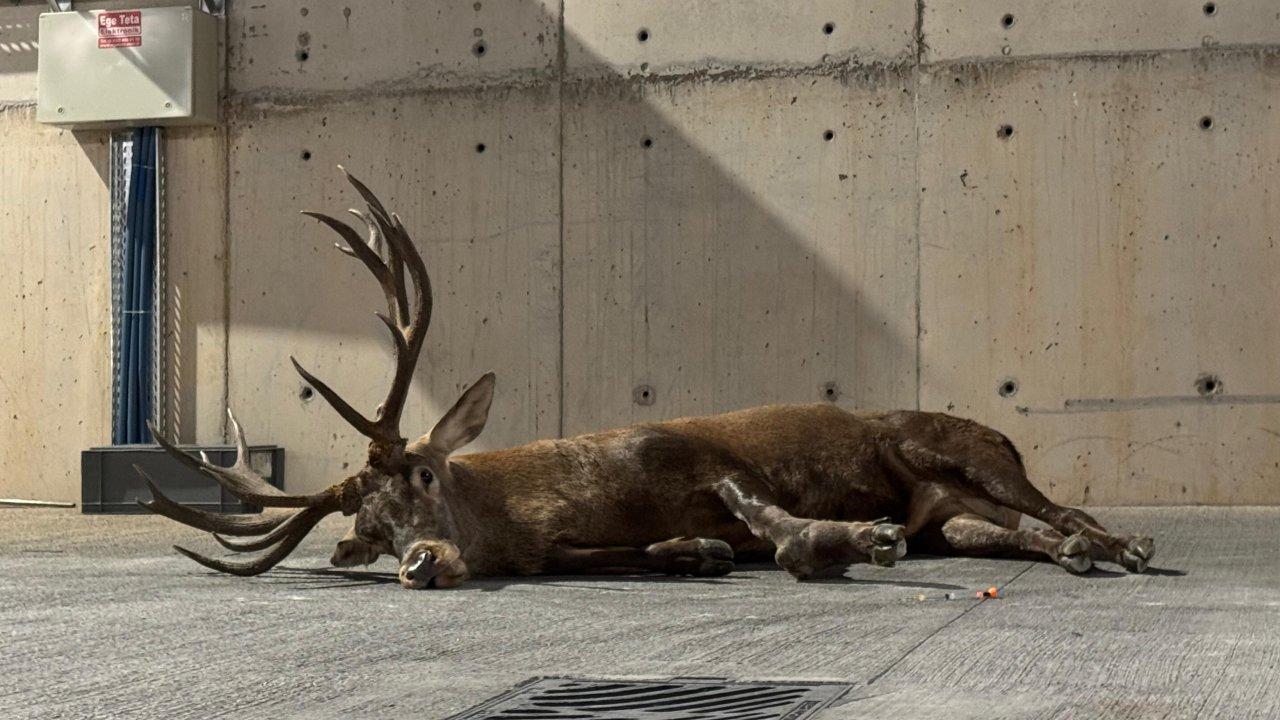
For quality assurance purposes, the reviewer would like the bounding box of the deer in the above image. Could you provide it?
[140,169,1156,589]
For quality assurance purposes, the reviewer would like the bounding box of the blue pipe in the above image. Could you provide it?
[113,127,157,445]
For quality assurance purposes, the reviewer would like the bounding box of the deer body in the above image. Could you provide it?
[444,404,903,576]
[393,402,1152,584]
[143,172,1155,589]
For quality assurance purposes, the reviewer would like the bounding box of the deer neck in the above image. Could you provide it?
[432,461,487,555]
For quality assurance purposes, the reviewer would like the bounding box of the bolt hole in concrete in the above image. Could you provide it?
[637,27,650,42]
[997,123,1015,140]
[1203,1,1217,16]
[822,21,835,35]
[297,49,310,62]
[998,378,1019,398]
[1199,115,1214,130]
[823,129,835,141]
[472,40,487,57]
[642,136,653,148]
[1195,373,1223,397]
[1001,13,1015,29]
[299,386,315,402]
[476,143,487,153]
[301,150,312,161]
[822,382,840,402]
[633,384,655,406]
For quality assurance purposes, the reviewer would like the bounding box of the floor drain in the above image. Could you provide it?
[446,676,852,720]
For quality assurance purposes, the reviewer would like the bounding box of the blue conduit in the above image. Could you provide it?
[113,127,158,445]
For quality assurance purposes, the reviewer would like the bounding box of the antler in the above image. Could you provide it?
[140,169,429,577]
[138,410,351,576]
[296,167,433,458]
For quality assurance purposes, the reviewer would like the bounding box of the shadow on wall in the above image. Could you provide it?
[223,0,919,478]
[1,1,919,486]
[0,5,38,86]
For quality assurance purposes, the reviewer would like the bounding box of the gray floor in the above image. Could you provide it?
[1,507,1276,719]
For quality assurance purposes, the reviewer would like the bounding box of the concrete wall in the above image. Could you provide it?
[1,1,1277,505]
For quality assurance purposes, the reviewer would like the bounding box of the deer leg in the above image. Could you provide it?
[546,539,735,577]
[1043,506,1153,573]
[938,513,1092,574]
[715,474,906,580]
[957,454,1155,573]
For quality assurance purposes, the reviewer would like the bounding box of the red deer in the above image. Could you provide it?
[141,171,1155,589]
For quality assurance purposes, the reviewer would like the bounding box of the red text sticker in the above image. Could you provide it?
[98,10,142,49]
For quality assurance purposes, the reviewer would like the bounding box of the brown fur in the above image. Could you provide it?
[344,400,1154,586]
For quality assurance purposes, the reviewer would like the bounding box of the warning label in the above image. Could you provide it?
[98,10,142,49]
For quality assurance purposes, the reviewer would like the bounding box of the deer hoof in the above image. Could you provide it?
[870,523,907,567]
[649,537,735,576]
[1120,536,1154,573]
[399,541,468,589]
[1055,533,1092,574]
[693,538,735,576]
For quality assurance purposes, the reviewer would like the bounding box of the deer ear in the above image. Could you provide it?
[428,373,496,454]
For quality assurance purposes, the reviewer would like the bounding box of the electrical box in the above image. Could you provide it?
[37,6,219,128]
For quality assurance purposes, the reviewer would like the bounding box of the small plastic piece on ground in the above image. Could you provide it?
[976,586,1000,599]
[915,593,926,602]
[945,592,956,600]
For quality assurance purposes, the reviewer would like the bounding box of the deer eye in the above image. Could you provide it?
[414,467,434,486]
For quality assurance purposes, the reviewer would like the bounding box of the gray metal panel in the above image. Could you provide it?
[446,677,852,720]
[80,444,284,514]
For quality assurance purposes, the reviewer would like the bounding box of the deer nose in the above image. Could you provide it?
[404,550,436,581]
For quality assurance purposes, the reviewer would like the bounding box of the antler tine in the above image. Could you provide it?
[301,210,400,320]
[226,408,253,469]
[212,506,324,552]
[135,467,291,536]
[296,168,434,449]
[345,208,386,259]
[348,209,407,324]
[391,213,432,328]
[341,167,419,333]
[174,506,331,577]
[148,421,331,508]
[374,312,409,356]
[288,357,378,438]
[371,211,432,435]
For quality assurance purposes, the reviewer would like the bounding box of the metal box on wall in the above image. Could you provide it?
[81,444,285,514]
[36,6,219,128]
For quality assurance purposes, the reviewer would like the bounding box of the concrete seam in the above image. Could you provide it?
[556,0,566,439]
[913,0,925,412]
[864,562,1035,685]
[219,13,232,444]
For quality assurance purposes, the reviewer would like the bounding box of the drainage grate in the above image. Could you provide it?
[446,677,852,720]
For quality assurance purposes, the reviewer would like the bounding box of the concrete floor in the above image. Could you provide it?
[1,507,1277,719]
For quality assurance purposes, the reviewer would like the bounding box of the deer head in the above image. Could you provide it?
[140,168,494,589]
